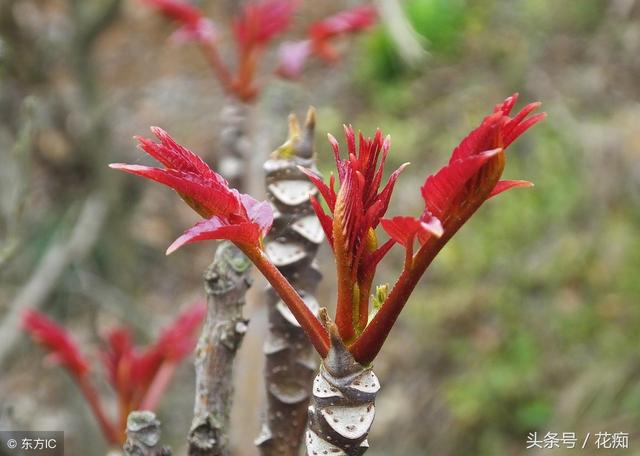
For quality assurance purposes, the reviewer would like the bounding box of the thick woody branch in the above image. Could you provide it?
[256,109,324,456]
[124,411,171,456]
[306,312,379,456]
[188,242,252,456]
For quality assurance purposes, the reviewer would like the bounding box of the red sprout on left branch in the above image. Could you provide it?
[22,303,205,445]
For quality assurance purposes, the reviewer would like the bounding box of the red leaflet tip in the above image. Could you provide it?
[383,134,391,150]
[150,126,164,136]
[488,179,534,199]
[165,232,191,255]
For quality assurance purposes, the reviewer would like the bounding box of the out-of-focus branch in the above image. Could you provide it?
[124,411,172,456]
[0,97,35,271]
[255,108,323,456]
[374,0,427,67]
[188,242,252,456]
[81,0,124,46]
[218,100,252,191]
[0,193,108,368]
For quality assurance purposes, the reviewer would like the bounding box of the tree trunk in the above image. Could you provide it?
[305,313,379,456]
[256,109,324,456]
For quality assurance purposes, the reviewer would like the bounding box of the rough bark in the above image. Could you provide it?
[188,242,252,456]
[255,109,324,456]
[305,313,379,456]
[124,411,171,456]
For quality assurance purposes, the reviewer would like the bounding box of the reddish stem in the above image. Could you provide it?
[350,152,507,364]
[241,245,330,357]
[348,238,442,365]
[199,40,235,96]
[232,46,261,102]
[356,272,374,334]
[139,360,178,411]
[77,376,120,445]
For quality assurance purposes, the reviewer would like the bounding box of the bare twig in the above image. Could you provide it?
[0,193,108,368]
[255,109,323,456]
[124,411,172,456]
[0,97,35,271]
[188,242,252,456]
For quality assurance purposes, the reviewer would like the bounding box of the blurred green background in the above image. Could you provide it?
[1,0,639,454]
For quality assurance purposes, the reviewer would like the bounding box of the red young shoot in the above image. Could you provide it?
[110,129,330,356]
[350,94,546,364]
[23,304,205,445]
[141,0,378,101]
[113,95,543,369]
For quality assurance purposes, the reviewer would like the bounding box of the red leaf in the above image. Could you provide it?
[421,149,502,221]
[22,310,90,379]
[488,179,534,199]
[166,217,261,254]
[137,127,223,182]
[310,5,378,42]
[298,165,336,211]
[381,215,443,248]
[309,195,334,246]
[276,40,312,79]
[450,94,545,163]
[142,0,215,43]
[111,128,274,253]
[109,164,240,219]
[234,0,296,49]
[153,302,206,360]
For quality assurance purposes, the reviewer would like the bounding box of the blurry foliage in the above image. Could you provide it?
[360,0,468,82]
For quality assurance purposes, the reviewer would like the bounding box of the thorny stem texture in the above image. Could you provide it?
[305,313,379,456]
[256,109,324,456]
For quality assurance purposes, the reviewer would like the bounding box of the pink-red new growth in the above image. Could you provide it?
[23,310,90,378]
[111,128,329,356]
[110,127,273,252]
[300,128,413,341]
[142,0,377,101]
[112,94,544,366]
[22,304,205,445]
[142,0,215,44]
[277,6,377,79]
